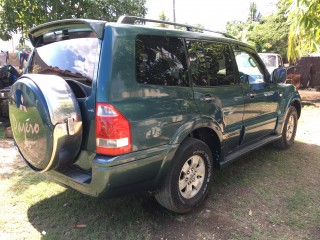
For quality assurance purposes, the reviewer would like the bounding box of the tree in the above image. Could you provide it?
[226,1,289,57]
[246,3,288,56]
[226,1,263,43]
[248,1,262,23]
[0,0,147,42]
[157,10,169,28]
[226,20,247,41]
[284,0,320,61]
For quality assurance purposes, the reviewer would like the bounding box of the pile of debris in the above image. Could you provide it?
[0,65,21,118]
[286,74,301,89]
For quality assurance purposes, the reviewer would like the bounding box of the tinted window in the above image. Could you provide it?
[233,46,265,84]
[187,41,208,86]
[187,40,235,86]
[136,35,189,86]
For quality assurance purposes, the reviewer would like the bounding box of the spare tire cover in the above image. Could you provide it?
[9,74,82,172]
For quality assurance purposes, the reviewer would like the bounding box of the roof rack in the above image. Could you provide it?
[117,15,235,39]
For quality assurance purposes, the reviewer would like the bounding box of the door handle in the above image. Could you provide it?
[247,92,256,99]
[200,95,215,102]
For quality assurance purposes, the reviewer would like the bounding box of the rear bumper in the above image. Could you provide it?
[45,144,178,197]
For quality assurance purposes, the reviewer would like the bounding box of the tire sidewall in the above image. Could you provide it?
[283,106,298,147]
[170,139,213,211]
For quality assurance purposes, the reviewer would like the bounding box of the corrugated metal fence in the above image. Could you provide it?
[287,57,320,88]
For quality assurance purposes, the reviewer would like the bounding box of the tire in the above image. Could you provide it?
[9,74,82,172]
[155,138,213,213]
[273,106,298,149]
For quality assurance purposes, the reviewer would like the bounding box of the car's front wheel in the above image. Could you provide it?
[274,106,298,149]
[155,138,213,213]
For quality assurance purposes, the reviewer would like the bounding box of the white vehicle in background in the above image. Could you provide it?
[258,53,284,74]
[0,51,8,66]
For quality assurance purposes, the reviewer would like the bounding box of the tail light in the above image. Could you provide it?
[95,103,131,155]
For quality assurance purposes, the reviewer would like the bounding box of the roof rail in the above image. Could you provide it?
[117,15,235,39]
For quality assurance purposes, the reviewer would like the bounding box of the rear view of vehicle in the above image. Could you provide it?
[9,20,103,179]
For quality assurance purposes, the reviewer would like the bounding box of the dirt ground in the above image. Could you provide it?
[0,89,319,239]
[0,139,24,175]
[295,89,320,144]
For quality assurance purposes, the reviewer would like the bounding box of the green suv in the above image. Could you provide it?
[9,16,301,213]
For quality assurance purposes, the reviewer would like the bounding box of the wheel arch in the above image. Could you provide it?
[169,118,223,169]
[291,99,301,119]
[189,127,221,168]
[278,99,300,136]
[154,119,222,189]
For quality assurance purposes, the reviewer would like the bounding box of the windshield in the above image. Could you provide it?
[28,37,101,85]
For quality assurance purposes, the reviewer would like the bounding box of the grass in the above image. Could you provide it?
[1,105,320,239]
[0,166,156,240]
[0,126,5,139]
[1,141,319,240]
[211,143,320,239]
[0,117,9,139]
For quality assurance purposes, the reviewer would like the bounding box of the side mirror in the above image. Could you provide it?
[271,68,286,83]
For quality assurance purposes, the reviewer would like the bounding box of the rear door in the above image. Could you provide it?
[232,46,280,144]
[186,40,244,154]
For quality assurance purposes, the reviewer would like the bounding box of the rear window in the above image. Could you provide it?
[27,36,101,86]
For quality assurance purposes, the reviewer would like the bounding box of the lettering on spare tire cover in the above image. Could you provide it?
[11,90,40,142]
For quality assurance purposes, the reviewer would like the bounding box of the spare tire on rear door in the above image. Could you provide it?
[9,74,82,172]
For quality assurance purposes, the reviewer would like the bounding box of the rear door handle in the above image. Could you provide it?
[247,92,256,99]
[200,95,215,102]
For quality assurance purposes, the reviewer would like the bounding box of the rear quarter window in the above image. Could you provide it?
[135,35,189,87]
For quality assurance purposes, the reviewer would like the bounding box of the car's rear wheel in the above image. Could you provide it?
[9,74,82,172]
[273,106,298,149]
[155,138,213,213]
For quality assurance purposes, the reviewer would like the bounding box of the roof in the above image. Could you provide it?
[28,16,252,50]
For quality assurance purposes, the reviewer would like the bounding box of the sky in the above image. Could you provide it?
[0,35,22,53]
[146,0,277,31]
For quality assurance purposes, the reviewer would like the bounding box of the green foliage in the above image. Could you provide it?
[247,5,289,56]
[0,0,147,42]
[226,1,288,57]
[285,0,320,61]
[226,21,247,41]
[157,10,169,28]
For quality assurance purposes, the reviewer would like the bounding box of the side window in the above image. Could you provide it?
[232,46,265,84]
[135,35,189,86]
[203,42,235,86]
[187,40,235,86]
[186,41,208,86]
